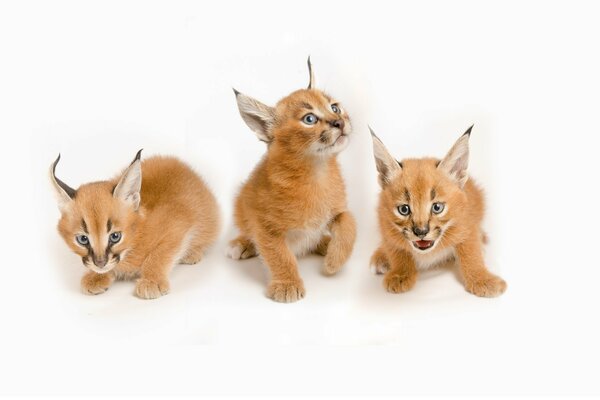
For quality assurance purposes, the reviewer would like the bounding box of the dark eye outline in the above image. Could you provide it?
[331,104,340,114]
[302,113,318,125]
[397,204,411,216]
[109,232,122,244]
[432,202,445,214]
[76,235,89,246]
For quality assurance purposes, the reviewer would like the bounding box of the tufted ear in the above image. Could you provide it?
[114,149,143,210]
[438,125,473,188]
[49,154,76,212]
[370,127,402,188]
[307,56,315,89]
[233,89,276,144]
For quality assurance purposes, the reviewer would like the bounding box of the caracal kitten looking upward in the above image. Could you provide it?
[227,58,356,303]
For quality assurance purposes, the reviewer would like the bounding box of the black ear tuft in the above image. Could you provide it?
[232,87,241,96]
[52,153,61,173]
[131,149,143,165]
[51,154,76,199]
[307,55,314,89]
[368,125,379,139]
[464,124,474,136]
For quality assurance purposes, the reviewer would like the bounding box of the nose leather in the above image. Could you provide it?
[412,225,430,237]
[94,256,107,267]
[329,119,344,130]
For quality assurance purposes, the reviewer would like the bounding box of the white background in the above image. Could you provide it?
[0,0,598,397]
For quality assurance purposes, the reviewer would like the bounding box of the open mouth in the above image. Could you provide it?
[412,240,434,251]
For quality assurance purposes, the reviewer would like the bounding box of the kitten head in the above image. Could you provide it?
[50,150,143,274]
[234,57,351,158]
[371,126,472,255]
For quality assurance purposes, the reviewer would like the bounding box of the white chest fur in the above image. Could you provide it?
[286,221,329,256]
[414,246,456,270]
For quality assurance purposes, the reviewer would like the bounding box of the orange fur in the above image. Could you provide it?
[228,59,356,302]
[370,127,506,297]
[50,152,220,299]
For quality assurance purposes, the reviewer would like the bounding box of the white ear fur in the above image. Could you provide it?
[114,149,143,210]
[438,125,473,188]
[370,127,402,188]
[307,56,315,89]
[49,154,76,212]
[233,89,275,143]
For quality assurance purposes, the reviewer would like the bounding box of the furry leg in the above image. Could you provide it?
[255,231,305,303]
[456,234,506,297]
[322,211,356,276]
[384,248,418,293]
[135,240,182,299]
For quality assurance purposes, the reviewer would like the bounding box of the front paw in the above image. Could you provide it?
[465,274,507,298]
[81,272,113,295]
[322,257,344,276]
[384,271,417,294]
[267,280,306,303]
[370,251,390,275]
[135,278,170,299]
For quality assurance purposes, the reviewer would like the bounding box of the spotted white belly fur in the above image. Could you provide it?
[414,246,456,270]
[286,223,329,256]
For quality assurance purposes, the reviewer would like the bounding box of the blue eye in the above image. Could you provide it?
[302,114,318,125]
[398,205,411,216]
[331,104,340,114]
[432,202,445,214]
[76,235,89,246]
[109,232,122,244]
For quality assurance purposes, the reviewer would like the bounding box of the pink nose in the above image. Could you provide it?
[94,256,107,267]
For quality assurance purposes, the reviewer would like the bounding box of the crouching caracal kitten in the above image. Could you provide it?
[370,126,506,297]
[227,58,357,303]
[50,150,220,299]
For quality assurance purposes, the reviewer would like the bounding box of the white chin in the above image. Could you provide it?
[318,135,349,156]
[333,135,349,151]
[88,264,117,274]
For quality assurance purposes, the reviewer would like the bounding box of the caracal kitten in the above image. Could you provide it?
[227,58,356,303]
[50,150,220,299]
[370,126,506,297]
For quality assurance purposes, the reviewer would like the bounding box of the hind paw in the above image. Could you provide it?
[226,237,258,260]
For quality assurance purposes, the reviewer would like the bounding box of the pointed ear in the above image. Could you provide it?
[307,56,315,89]
[233,89,275,143]
[49,154,76,212]
[370,127,401,188]
[114,149,143,210]
[438,125,472,188]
